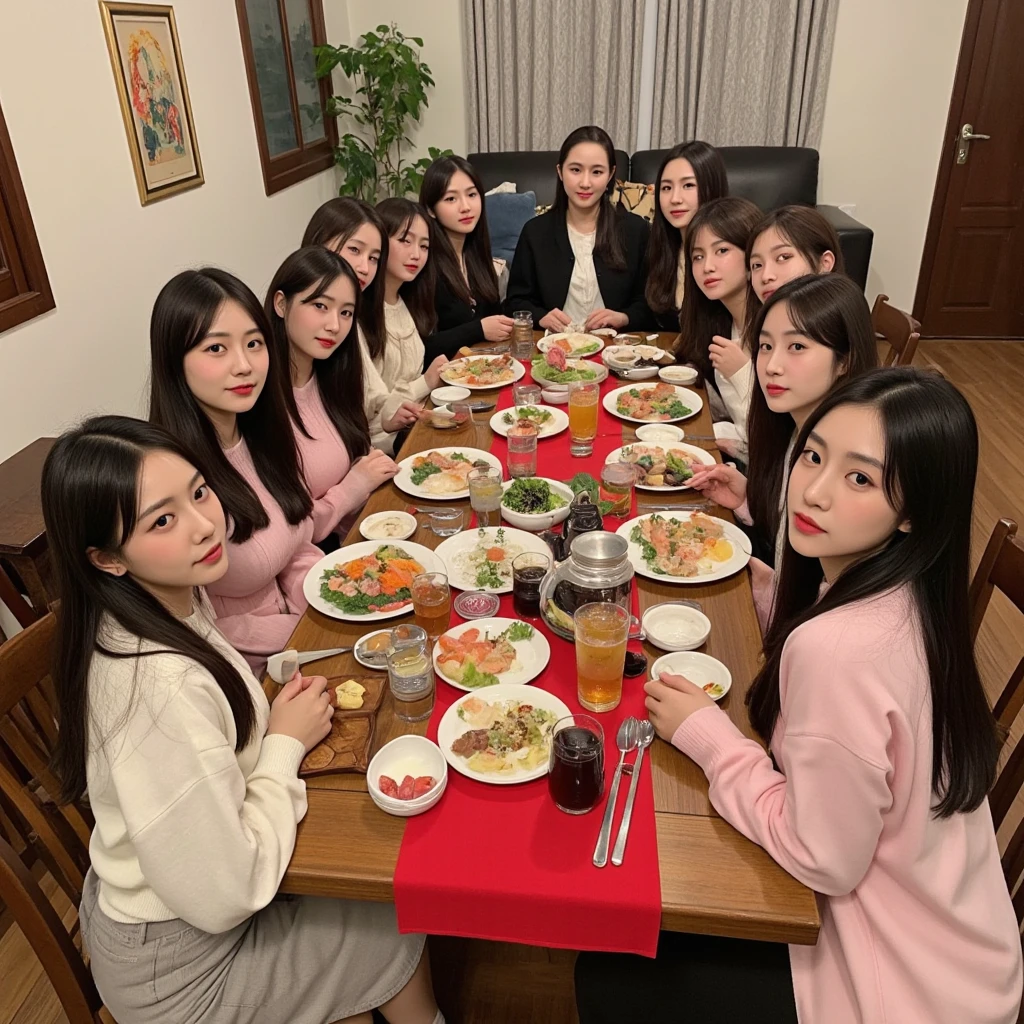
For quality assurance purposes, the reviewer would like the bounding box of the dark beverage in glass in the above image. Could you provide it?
[548,716,604,814]
[512,552,550,618]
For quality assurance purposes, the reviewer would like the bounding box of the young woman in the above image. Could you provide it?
[676,196,762,457]
[579,368,1023,1024]
[301,197,423,448]
[644,140,728,330]
[505,125,651,331]
[265,246,398,544]
[42,415,442,1024]
[419,154,513,359]
[148,267,320,676]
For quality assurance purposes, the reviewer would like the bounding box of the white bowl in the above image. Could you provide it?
[500,478,574,531]
[642,603,711,652]
[614,365,660,381]
[650,650,732,701]
[367,735,448,816]
[604,345,639,367]
[660,365,699,385]
[635,423,685,443]
[359,510,417,542]
[541,386,569,404]
[431,385,471,405]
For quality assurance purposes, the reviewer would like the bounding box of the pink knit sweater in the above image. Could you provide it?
[205,438,321,676]
[293,375,377,541]
[672,587,1022,1024]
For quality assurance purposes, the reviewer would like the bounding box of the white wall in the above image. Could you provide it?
[0,0,351,465]
[818,0,970,310]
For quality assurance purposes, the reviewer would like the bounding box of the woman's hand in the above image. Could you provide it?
[424,355,449,390]
[481,315,514,341]
[685,463,747,510]
[709,335,750,379]
[585,309,629,331]
[645,671,716,742]
[539,308,572,332]
[268,673,332,753]
[381,401,424,433]
[349,449,398,491]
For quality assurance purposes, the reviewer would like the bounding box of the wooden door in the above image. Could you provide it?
[914,0,1024,338]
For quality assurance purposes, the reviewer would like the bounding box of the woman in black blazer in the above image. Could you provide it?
[419,155,513,362]
[505,126,652,332]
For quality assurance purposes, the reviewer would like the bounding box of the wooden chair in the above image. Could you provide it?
[871,293,921,367]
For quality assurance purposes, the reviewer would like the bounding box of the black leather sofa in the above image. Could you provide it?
[468,146,872,290]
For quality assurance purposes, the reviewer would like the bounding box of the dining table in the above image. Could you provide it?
[266,332,819,1023]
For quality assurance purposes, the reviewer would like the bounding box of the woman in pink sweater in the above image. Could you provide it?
[149,268,320,676]
[578,368,1022,1024]
[266,247,398,544]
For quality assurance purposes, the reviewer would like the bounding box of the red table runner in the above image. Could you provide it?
[393,353,661,957]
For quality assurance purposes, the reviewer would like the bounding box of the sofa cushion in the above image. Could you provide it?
[469,149,631,207]
[485,190,537,264]
[611,180,656,221]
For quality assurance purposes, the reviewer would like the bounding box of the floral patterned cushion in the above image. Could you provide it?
[611,180,656,221]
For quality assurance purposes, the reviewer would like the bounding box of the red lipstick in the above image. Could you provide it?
[765,384,787,398]
[227,384,255,396]
[316,337,336,349]
[197,543,223,565]
[793,512,825,535]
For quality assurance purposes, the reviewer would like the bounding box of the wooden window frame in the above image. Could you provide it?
[235,0,338,196]
[0,100,55,334]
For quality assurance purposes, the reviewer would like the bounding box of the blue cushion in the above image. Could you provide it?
[485,191,536,264]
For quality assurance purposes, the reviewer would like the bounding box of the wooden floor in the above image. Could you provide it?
[2,341,1023,1024]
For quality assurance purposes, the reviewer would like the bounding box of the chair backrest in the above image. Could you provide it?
[993,734,1024,930]
[871,293,920,367]
[0,611,92,906]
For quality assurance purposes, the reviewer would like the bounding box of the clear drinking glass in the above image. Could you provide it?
[513,383,543,407]
[568,380,600,457]
[411,572,451,645]
[512,310,534,360]
[574,602,630,712]
[428,507,465,536]
[468,465,503,527]
[386,624,434,722]
[600,462,636,517]
[506,421,539,478]
[549,714,605,814]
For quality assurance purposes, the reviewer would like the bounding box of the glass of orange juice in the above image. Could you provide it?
[574,602,630,712]
[411,572,451,645]
[568,380,600,457]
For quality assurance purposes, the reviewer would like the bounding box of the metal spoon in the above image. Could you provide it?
[611,720,656,866]
[593,718,640,868]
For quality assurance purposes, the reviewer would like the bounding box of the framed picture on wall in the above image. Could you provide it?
[99,2,204,205]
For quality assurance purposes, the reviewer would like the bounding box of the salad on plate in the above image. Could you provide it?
[320,545,426,614]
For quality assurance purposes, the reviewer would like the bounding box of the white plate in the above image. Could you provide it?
[440,356,526,390]
[488,404,569,439]
[433,526,553,593]
[359,509,417,541]
[353,627,392,669]
[393,446,502,501]
[603,383,703,424]
[650,651,732,701]
[536,333,605,357]
[431,385,471,405]
[615,512,752,584]
[302,541,445,622]
[500,478,574,531]
[530,358,608,387]
[432,617,552,691]
[659,365,698,385]
[438,683,572,785]
[604,443,715,492]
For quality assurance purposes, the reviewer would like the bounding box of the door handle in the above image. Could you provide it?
[956,123,991,164]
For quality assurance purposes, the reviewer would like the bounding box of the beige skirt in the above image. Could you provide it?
[80,871,424,1024]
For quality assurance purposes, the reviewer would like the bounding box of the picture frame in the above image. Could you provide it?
[99,2,204,205]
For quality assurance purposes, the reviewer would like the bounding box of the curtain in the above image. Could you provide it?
[649,0,839,148]
[463,0,647,153]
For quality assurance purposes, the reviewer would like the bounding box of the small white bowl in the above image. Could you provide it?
[354,627,392,669]
[659,365,699,385]
[615,365,660,381]
[650,650,732,701]
[604,345,639,367]
[359,509,417,542]
[541,386,569,404]
[431,385,471,405]
[500,478,574,531]
[642,603,711,652]
[635,424,685,443]
[367,735,448,817]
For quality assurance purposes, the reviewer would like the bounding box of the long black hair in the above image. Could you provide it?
[302,197,389,365]
[419,154,500,308]
[553,125,626,271]
[646,141,728,315]
[676,196,762,382]
[265,246,370,462]
[746,274,878,549]
[748,368,999,817]
[148,268,312,543]
[376,197,438,347]
[43,416,258,804]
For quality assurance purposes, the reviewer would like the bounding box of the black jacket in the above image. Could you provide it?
[504,208,653,329]
[422,274,503,363]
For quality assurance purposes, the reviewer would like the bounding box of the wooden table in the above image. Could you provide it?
[272,334,819,957]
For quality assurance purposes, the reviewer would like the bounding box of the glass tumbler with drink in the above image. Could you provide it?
[574,602,630,712]
[506,421,539,478]
[512,310,535,361]
[568,380,600,457]
[468,465,503,527]
[549,714,605,814]
[386,624,434,722]
[513,383,543,407]
[600,462,636,517]
[411,572,451,644]
[512,551,550,618]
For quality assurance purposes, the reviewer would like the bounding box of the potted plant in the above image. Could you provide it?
[315,23,450,201]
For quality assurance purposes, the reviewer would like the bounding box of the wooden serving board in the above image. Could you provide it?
[298,675,386,777]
